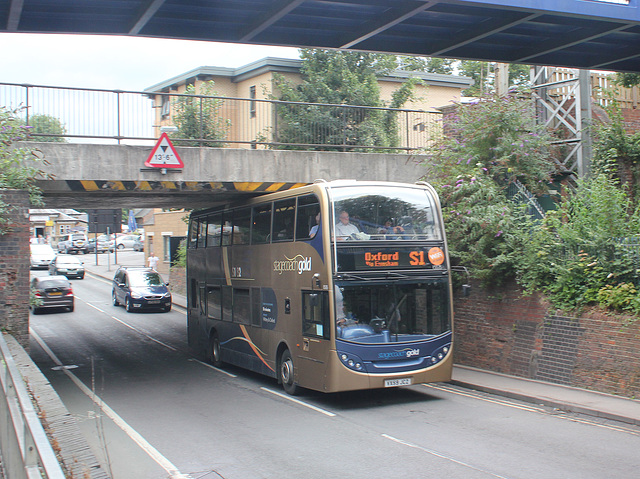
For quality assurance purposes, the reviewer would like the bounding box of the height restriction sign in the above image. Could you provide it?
[145,133,184,168]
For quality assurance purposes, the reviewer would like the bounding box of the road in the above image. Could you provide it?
[29,257,640,479]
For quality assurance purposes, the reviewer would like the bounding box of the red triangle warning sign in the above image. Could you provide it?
[145,133,184,168]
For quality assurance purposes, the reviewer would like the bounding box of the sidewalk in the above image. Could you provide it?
[83,256,640,427]
[452,366,640,426]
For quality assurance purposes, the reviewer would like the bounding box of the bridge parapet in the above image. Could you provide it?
[25,142,428,209]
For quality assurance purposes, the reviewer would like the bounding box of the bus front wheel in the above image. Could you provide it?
[280,349,299,396]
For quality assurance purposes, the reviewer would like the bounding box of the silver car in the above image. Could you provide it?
[49,255,85,279]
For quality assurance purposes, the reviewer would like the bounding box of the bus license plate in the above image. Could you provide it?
[384,378,412,388]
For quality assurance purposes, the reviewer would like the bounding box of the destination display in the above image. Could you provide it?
[337,246,446,271]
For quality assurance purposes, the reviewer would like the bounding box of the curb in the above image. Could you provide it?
[7,335,109,478]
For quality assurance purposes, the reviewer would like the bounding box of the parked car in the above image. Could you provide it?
[109,234,141,251]
[132,238,144,252]
[112,266,171,312]
[30,275,74,314]
[87,235,110,253]
[30,244,56,269]
[49,255,85,279]
[57,233,89,254]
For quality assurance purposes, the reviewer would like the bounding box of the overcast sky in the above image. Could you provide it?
[1,33,301,91]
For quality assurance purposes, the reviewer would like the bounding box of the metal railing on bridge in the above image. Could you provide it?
[0,82,443,152]
[0,334,65,479]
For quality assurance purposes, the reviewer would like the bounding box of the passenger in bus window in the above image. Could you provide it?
[378,218,405,239]
[334,210,360,240]
[309,212,320,237]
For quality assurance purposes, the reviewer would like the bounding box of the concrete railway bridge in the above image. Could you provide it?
[29,142,427,210]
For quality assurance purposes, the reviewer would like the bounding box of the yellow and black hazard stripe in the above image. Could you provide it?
[64,180,308,193]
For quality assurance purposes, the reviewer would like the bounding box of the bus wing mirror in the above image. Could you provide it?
[462,284,471,297]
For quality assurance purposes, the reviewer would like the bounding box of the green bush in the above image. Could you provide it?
[425,93,558,285]
[426,93,640,316]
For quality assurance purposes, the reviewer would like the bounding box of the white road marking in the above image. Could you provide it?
[382,433,510,478]
[423,383,544,413]
[189,358,238,377]
[260,387,336,417]
[30,328,191,479]
[424,383,640,436]
[83,301,178,351]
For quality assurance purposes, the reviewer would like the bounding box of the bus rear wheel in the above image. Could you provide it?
[280,349,299,396]
[208,333,223,367]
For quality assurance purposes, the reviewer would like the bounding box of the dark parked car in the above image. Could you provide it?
[30,275,74,314]
[112,267,171,313]
[49,255,85,279]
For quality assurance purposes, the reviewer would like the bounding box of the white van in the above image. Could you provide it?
[30,244,56,269]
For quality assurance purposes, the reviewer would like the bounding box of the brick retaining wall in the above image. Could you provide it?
[454,279,640,398]
[0,190,30,347]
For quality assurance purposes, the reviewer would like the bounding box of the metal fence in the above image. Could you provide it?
[0,82,443,151]
[507,179,546,220]
[0,334,65,479]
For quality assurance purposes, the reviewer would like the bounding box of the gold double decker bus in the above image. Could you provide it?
[187,180,453,394]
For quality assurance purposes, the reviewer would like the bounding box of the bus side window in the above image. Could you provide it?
[190,278,197,308]
[302,291,329,339]
[251,287,261,326]
[296,194,320,240]
[207,286,221,319]
[197,219,207,248]
[188,218,199,249]
[251,204,272,245]
[207,214,222,248]
[221,212,232,246]
[273,199,295,242]
[199,285,207,316]
[233,288,250,324]
[233,208,251,245]
[222,286,233,321]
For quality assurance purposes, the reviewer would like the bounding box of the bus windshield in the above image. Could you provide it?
[335,281,450,343]
[330,185,441,241]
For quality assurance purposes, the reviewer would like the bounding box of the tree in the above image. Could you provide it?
[27,114,67,142]
[0,107,47,234]
[616,72,640,88]
[271,49,420,151]
[398,56,455,75]
[459,61,530,97]
[424,93,559,284]
[172,81,231,147]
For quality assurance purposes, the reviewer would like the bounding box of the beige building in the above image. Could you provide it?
[29,209,87,245]
[144,57,473,149]
[142,209,189,277]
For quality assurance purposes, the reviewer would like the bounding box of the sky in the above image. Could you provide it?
[0,33,301,91]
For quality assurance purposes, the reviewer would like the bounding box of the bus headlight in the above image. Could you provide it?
[337,351,365,371]
[429,343,451,365]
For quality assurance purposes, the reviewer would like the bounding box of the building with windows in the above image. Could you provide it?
[144,57,473,150]
[29,209,87,245]
[141,209,189,277]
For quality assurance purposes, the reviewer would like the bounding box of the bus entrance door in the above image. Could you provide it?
[299,291,330,391]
